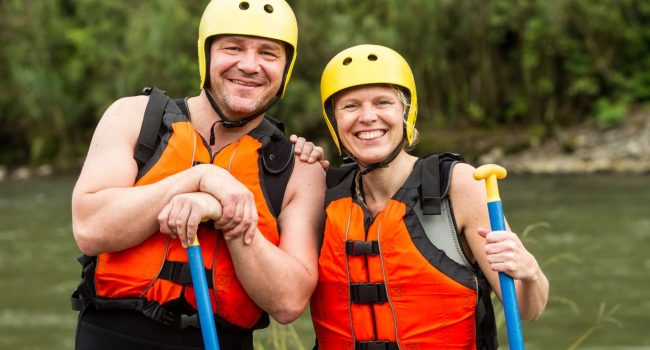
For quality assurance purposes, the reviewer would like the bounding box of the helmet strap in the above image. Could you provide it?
[204,88,279,146]
[358,139,406,176]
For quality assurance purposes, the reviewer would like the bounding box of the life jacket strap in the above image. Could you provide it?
[475,266,499,350]
[355,340,399,350]
[350,282,388,304]
[420,154,441,215]
[135,87,168,168]
[158,260,214,290]
[346,240,380,256]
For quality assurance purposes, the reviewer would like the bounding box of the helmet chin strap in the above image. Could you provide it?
[204,87,279,146]
[357,139,407,176]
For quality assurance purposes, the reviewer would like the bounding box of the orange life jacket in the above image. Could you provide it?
[311,154,497,350]
[72,90,295,332]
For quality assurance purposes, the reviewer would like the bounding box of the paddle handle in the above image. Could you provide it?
[487,200,525,350]
[188,237,220,350]
[475,164,524,350]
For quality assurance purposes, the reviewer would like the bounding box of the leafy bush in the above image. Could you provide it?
[1,0,648,167]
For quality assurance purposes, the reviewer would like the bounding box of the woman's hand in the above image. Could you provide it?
[478,228,541,281]
[290,134,330,171]
[159,192,222,248]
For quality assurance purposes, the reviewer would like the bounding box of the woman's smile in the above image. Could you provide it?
[356,129,386,141]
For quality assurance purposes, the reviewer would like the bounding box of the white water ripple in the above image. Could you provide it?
[0,309,75,328]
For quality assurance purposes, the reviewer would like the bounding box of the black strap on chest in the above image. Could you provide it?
[355,341,399,350]
[350,282,388,304]
[158,260,214,290]
[346,240,380,256]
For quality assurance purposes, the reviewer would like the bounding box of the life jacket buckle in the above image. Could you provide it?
[355,340,399,350]
[180,313,200,329]
[346,240,380,256]
[350,282,388,304]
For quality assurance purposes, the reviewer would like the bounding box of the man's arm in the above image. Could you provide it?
[72,96,256,256]
[225,160,325,324]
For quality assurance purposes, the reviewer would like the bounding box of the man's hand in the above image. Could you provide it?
[158,192,222,248]
[197,164,258,245]
[290,134,330,171]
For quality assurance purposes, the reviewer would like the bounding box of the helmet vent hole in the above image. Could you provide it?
[264,4,274,13]
[239,2,250,10]
[343,57,352,65]
[368,54,378,61]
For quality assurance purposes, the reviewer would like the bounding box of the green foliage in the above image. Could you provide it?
[254,320,307,350]
[595,98,628,125]
[0,0,648,167]
[567,303,623,350]
[0,1,201,168]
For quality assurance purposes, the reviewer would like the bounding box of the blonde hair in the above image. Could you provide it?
[393,86,419,150]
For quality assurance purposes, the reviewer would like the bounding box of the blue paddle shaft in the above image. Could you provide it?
[488,200,525,350]
[187,245,220,350]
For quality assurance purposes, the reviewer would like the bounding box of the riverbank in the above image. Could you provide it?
[2,107,649,181]
[479,107,650,174]
[0,164,55,182]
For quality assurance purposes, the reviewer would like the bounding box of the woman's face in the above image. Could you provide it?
[333,84,405,166]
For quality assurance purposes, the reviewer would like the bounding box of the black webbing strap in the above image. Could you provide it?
[71,289,85,311]
[355,340,399,350]
[265,114,286,133]
[70,254,204,330]
[134,87,168,168]
[104,297,201,329]
[475,267,499,350]
[71,255,97,311]
[350,283,388,304]
[258,118,295,217]
[175,98,189,116]
[158,260,214,290]
[346,240,380,256]
[326,164,356,189]
[420,154,442,215]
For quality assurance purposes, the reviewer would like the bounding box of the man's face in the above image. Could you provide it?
[208,35,287,119]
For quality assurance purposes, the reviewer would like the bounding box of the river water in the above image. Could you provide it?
[0,174,648,349]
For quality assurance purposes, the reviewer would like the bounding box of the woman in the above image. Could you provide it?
[309,45,548,350]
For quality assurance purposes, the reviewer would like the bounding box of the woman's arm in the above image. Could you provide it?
[450,163,549,321]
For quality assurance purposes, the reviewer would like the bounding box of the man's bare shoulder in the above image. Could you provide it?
[90,95,150,146]
[291,159,326,185]
[100,95,149,125]
[281,159,326,209]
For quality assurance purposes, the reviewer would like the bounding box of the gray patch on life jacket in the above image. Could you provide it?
[414,198,470,267]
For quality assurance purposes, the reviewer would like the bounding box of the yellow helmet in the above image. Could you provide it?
[321,44,417,155]
[198,0,298,97]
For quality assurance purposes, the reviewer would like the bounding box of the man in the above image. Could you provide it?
[71,1,325,349]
